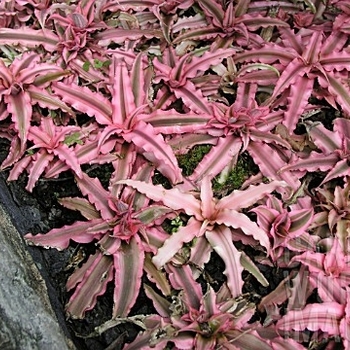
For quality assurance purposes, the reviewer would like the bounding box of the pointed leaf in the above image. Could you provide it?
[206,227,244,298]
[58,197,100,220]
[144,253,172,297]
[152,218,202,268]
[166,264,202,310]
[140,110,210,134]
[318,72,350,116]
[66,252,114,318]
[52,82,112,125]
[75,173,114,220]
[25,220,102,250]
[123,121,183,184]
[111,59,136,125]
[240,251,269,287]
[215,209,270,251]
[200,176,216,219]
[144,284,171,318]
[174,81,211,114]
[7,91,32,148]
[276,302,344,335]
[217,181,287,211]
[284,76,313,130]
[113,237,144,317]
[0,28,58,51]
[189,136,242,182]
[26,150,54,192]
[117,179,202,218]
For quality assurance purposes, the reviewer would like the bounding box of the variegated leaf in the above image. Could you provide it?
[113,237,144,317]
[206,226,244,298]
[66,252,114,318]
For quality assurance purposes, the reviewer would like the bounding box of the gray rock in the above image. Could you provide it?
[0,202,75,350]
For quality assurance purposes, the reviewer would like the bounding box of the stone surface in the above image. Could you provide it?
[0,198,75,350]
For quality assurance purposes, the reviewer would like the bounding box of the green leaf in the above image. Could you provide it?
[64,132,83,146]
[82,61,90,72]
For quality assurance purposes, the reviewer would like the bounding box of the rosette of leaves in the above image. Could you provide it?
[25,147,174,319]
[118,175,287,298]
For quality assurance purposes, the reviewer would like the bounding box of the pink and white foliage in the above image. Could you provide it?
[118,176,286,297]
[25,164,173,318]
[0,52,67,165]
[8,116,82,191]
[152,46,235,114]
[280,118,350,185]
[128,264,273,350]
[3,0,350,347]
[234,27,350,128]
[173,0,288,47]
[293,237,350,304]
[252,195,314,262]
[186,82,287,184]
[100,56,184,184]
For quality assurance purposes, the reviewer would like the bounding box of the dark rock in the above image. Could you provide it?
[0,177,75,350]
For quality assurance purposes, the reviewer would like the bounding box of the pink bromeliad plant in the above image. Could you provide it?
[125,264,274,350]
[1,0,350,349]
[118,175,286,298]
[26,148,174,319]
[0,52,71,166]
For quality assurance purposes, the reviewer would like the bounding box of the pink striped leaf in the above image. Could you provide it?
[308,121,341,153]
[172,13,207,33]
[138,110,210,134]
[276,302,344,335]
[152,218,203,268]
[283,76,313,130]
[268,58,309,102]
[280,152,339,173]
[95,28,162,45]
[0,28,58,52]
[123,121,183,184]
[116,179,202,218]
[174,80,212,114]
[28,87,76,116]
[75,173,114,220]
[0,136,25,170]
[216,180,287,211]
[206,227,244,298]
[233,44,296,65]
[25,150,54,192]
[215,209,270,252]
[25,220,103,250]
[58,197,100,220]
[144,253,172,297]
[111,59,136,126]
[7,91,32,149]
[144,284,171,318]
[166,264,202,310]
[248,142,302,190]
[65,252,114,318]
[239,14,290,31]
[197,0,224,27]
[317,72,350,116]
[52,82,112,125]
[113,237,144,317]
[174,48,236,84]
[172,26,223,44]
[189,136,242,183]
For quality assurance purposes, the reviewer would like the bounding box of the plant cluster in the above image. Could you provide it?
[1,0,350,348]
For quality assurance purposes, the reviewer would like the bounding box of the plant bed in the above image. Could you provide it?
[1,1,350,349]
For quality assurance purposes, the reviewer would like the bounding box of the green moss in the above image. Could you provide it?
[213,153,258,196]
[177,144,212,177]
